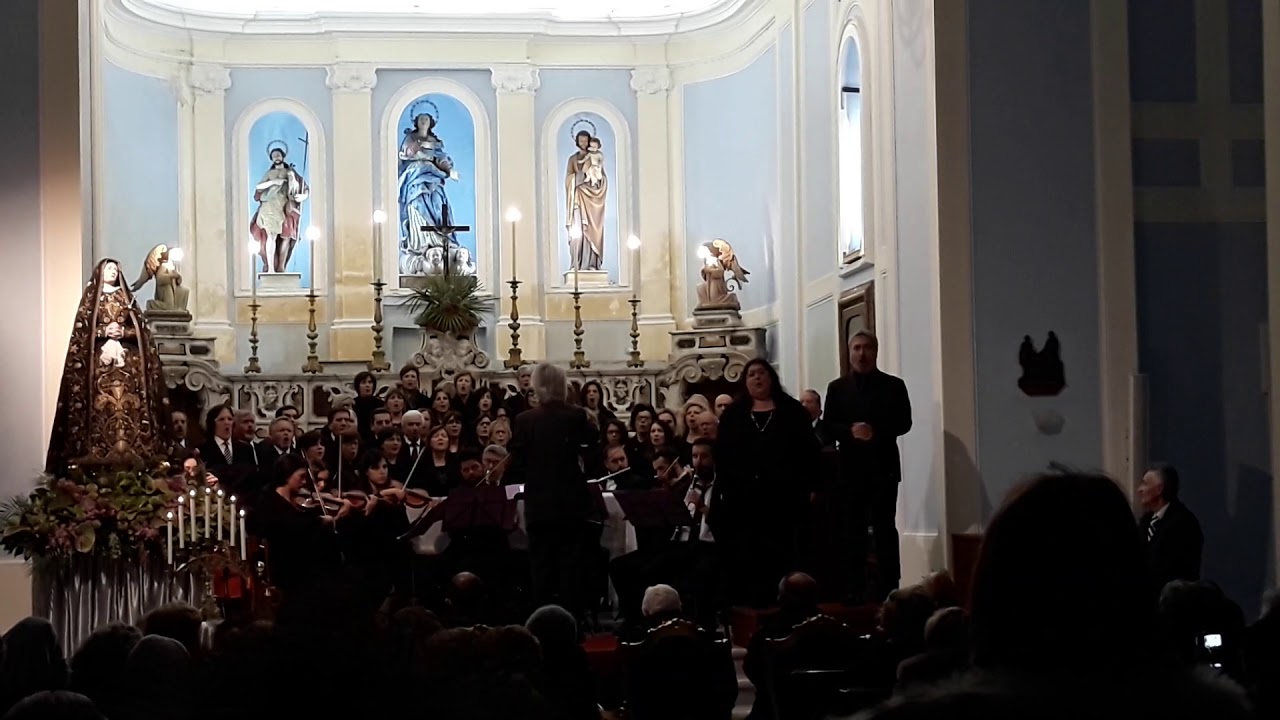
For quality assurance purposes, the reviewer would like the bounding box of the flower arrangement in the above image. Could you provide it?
[0,468,185,564]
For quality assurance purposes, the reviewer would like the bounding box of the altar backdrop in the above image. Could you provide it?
[246,110,314,287]
[394,92,477,273]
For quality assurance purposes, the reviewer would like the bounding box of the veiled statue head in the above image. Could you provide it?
[100,260,120,287]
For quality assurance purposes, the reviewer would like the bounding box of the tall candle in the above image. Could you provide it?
[166,512,174,565]
[574,266,579,293]
[239,510,248,561]
[189,490,197,542]
[203,487,211,539]
[511,221,517,275]
[373,210,386,282]
[177,496,185,549]
[217,489,224,541]
[229,496,237,547]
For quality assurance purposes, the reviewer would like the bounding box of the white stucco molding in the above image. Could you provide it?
[379,76,494,292]
[490,65,541,95]
[540,97,635,295]
[230,97,330,297]
[326,64,378,93]
[189,63,231,95]
[630,67,672,95]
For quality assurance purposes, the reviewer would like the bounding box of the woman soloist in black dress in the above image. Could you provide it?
[713,358,820,607]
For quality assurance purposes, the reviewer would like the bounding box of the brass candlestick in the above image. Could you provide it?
[627,294,644,368]
[243,301,262,374]
[504,277,525,369]
[301,290,324,374]
[368,279,391,372]
[570,288,590,369]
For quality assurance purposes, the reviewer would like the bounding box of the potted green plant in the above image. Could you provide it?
[405,274,495,334]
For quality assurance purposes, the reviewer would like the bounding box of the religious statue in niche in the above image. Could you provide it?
[1018,331,1066,397]
[130,243,190,317]
[695,239,751,311]
[45,259,173,476]
[250,140,311,274]
[398,99,476,277]
[564,119,608,272]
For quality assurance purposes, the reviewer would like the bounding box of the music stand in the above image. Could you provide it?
[441,486,517,533]
[613,489,695,530]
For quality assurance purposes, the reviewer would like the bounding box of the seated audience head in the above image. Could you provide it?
[481,445,509,482]
[68,622,141,711]
[714,393,733,416]
[605,444,630,474]
[205,404,234,441]
[0,617,67,715]
[690,438,715,474]
[648,419,677,450]
[274,404,300,420]
[298,429,325,466]
[532,363,568,405]
[447,572,487,625]
[651,447,683,485]
[642,584,683,619]
[777,572,820,617]
[458,449,485,486]
[139,602,202,656]
[489,417,512,447]
[267,417,294,450]
[122,635,191,719]
[922,570,962,609]
[970,471,1153,671]
[526,605,580,655]
[401,410,427,441]
[603,419,629,446]
[1,691,104,720]
[923,606,970,653]
[879,586,936,653]
[1137,463,1180,512]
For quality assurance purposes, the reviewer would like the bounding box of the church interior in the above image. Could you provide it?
[1,0,1279,717]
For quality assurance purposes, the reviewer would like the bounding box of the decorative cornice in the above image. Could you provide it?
[326,64,378,93]
[189,63,231,96]
[490,65,540,95]
[630,67,672,95]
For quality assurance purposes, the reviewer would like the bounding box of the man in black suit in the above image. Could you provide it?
[256,417,296,468]
[199,405,259,495]
[506,363,599,617]
[824,330,913,601]
[801,389,836,449]
[1137,464,1204,592]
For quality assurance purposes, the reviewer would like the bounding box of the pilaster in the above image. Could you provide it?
[327,63,378,361]
[1260,0,1280,589]
[631,66,678,356]
[492,65,545,360]
[186,63,236,365]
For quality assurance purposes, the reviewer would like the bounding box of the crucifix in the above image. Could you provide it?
[419,221,471,277]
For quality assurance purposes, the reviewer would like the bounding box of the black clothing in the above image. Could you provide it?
[0,618,67,716]
[255,491,342,592]
[1138,500,1204,591]
[715,394,821,606]
[824,369,912,593]
[353,395,384,441]
[743,608,821,720]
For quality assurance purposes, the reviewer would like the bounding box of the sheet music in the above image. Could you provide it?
[504,484,524,500]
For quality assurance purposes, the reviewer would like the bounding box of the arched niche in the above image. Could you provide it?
[838,19,867,265]
[380,78,493,290]
[541,98,634,292]
[231,98,328,295]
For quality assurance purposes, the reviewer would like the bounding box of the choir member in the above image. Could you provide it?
[656,409,679,435]
[171,410,190,450]
[385,389,409,427]
[489,417,512,448]
[368,407,394,445]
[398,365,426,410]
[473,415,493,448]
[473,386,498,418]
[275,404,300,422]
[200,405,246,471]
[627,404,656,468]
[602,419,629,448]
[823,330,912,600]
[506,363,599,618]
[352,371,383,439]
[648,420,683,463]
[581,380,617,426]
[714,394,733,416]
[506,365,535,416]
[453,371,476,416]
[441,411,464,454]
[376,428,405,481]
[423,425,460,497]
[397,410,428,480]
[715,358,821,607]
[430,388,453,420]
[681,396,712,445]
[256,416,296,467]
[322,407,356,472]
[255,454,350,593]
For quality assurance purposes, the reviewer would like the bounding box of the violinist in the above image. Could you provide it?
[481,445,509,485]
[298,430,326,481]
[652,448,693,498]
[343,450,411,608]
[447,448,514,598]
[332,433,361,494]
[255,454,350,594]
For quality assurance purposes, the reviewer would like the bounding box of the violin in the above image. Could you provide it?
[294,488,344,513]
[402,487,435,509]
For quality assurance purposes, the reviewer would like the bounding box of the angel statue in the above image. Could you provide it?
[130,244,190,316]
[695,238,752,311]
[45,259,174,476]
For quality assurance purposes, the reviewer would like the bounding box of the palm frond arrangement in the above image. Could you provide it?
[406,274,495,335]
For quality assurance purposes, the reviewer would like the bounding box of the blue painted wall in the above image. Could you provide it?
[373,70,497,288]
[801,0,837,284]
[394,93,478,272]
[535,69,637,287]
[1137,223,1271,615]
[969,0,1102,508]
[101,61,180,306]
[553,112,621,284]
[225,68,333,291]
[246,111,314,286]
[683,46,779,314]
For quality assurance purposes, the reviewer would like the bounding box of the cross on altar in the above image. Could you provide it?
[420,221,471,277]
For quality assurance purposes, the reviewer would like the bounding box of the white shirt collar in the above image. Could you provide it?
[1152,502,1171,521]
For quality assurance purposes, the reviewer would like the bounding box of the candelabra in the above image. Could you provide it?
[504,277,526,369]
[301,290,324,374]
[570,288,591,369]
[243,301,262,374]
[368,279,391,372]
[627,294,644,368]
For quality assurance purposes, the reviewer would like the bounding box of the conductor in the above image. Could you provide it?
[506,363,600,617]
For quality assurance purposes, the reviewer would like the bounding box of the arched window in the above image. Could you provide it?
[839,28,865,263]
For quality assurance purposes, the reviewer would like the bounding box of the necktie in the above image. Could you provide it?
[222,440,233,464]
[410,443,419,459]
[1147,515,1159,542]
